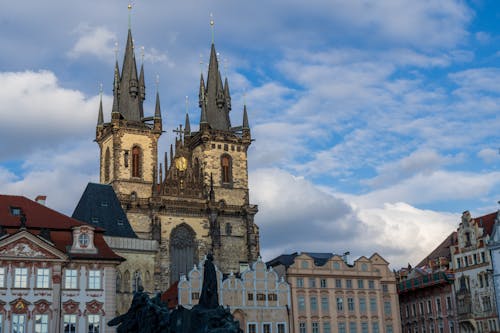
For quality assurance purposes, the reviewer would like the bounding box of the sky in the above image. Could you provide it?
[0,0,499,268]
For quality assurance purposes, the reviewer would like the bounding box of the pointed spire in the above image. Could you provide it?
[112,61,120,115]
[153,90,162,132]
[198,74,205,107]
[139,63,145,100]
[170,144,174,167]
[224,77,231,111]
[203,43,231,130]
[97,84,104,126]
[117,28,141,121]
[185,113,191,136]
[242,104,249,129]
[164,152,168,177]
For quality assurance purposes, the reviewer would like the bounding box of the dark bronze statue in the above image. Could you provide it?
[109,254,242,333]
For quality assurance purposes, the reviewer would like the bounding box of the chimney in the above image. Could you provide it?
[35,195,47,206]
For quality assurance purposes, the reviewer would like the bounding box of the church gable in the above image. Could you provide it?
[0,231,67,260]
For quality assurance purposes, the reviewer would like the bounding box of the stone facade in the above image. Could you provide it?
[268,252,401,333]
[95,26,259,292]
[487,209,500,324]
[178,257,291,333]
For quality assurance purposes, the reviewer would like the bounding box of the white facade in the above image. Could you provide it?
[0,229,120,333]
[178,257,291,333]
[487,210,500,323]
[450,211,499,332]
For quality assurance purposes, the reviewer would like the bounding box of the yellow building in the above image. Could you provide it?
[268,252,401,333]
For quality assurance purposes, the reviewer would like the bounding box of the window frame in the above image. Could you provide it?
[34,314,49,333]
[14,267,28,288]
[36,268,50,289]
[88,269,101,290]
[64,269,78,289]
[88,314,101,333]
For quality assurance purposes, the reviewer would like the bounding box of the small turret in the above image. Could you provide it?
[97,91,104,127]
[242,104,251,143]
[224,77,231,111]
[153,91,162,132]
[184,113,191,136]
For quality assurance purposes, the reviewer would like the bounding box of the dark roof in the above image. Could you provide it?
[0,194,122,261]
[417,231,455,267]
[267,252,336,268]
[72,183,137,238]
[476,211,498,236]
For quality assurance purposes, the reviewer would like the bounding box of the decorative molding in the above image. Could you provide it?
[62,299,80,314]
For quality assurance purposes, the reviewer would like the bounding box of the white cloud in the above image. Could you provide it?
[0,70,107,160]
[251,168,458,267]
[478,148,499,164]
[67,24,117,60]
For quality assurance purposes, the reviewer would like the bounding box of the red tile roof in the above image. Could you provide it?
[474,211,498,236]
[0,195,123,261]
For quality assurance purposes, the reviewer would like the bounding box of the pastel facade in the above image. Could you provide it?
[397,261,458,333]
[450,211,499,332]
[178,257,291,333]
[268,252,401,333]
[0,195,122,333]
[487,209,500,324]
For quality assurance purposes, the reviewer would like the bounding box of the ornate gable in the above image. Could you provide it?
[0,230,67,260]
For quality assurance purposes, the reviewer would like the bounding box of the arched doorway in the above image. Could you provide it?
[170,223,197,284]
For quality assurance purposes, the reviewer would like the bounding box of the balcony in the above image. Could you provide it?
[397,272,454,294]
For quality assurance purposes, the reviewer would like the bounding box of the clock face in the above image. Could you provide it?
[175,157,188,171]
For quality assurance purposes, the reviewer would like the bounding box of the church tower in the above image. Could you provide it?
[96,28,162,204]
[96,21,259,291]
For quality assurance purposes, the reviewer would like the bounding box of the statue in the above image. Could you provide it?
[109,254,242,333]
[199,253,218,309]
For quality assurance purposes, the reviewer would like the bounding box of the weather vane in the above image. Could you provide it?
[128,3,132,29]
[141,46,145,63]
[155,74,160,92]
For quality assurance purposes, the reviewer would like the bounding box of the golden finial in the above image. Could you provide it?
[140,46,145,63]
[210,13,215,44]
[185,96,189,114]
[128,3,132,29]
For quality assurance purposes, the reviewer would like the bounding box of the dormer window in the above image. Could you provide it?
[71,226,97,254]
[78,233,90,248]
[10,207,22,216]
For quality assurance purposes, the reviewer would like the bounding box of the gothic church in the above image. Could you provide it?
[95,26,260,291]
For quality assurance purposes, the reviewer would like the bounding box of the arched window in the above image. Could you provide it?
[116,270,122,292]
[132,146,141,178]
[221,154,232,184]
[123,270,130,293]
[132,270,142,292]
[104,147,110,182]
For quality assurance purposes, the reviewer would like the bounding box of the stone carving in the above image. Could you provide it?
[0,241,45,258]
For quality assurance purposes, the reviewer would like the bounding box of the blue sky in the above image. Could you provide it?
[0,0,498,267]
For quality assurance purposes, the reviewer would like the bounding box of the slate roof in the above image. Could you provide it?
[267,252,337,268]
[72,183,137,238]
[0,194,123,261]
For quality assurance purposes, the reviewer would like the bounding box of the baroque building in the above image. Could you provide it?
[267,252,401,333]
[177,257,291,333]
[95,24,259,291]
[396,233,458,333]
[450,211,499,333]
[0,194,122,333]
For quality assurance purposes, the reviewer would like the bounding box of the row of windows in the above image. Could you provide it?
[299,321,391,333]
[105,144,236,185]
[247,322,286,333]
[298,295,390,314]
[0,314,100,333]
[0,267,101,290]
[455,251,487,268]
[297,277,383,290]
[404,296,453,317]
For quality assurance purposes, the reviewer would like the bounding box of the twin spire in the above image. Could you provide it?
[99,15,250,135]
